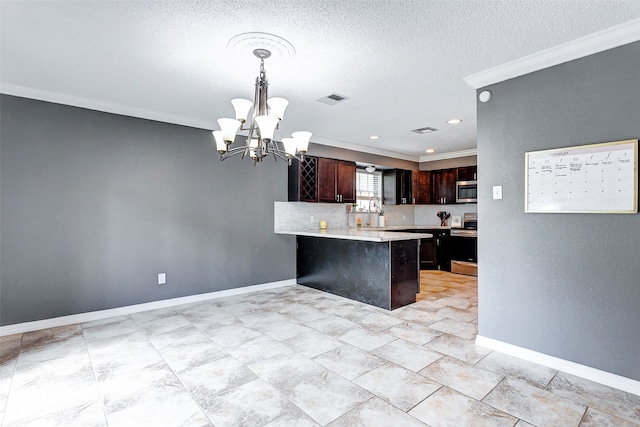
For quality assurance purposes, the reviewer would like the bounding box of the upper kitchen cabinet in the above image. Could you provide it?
[412,171,431,204]
[288,156,318,202]
[431,168,457,204]
[457,166,477,181]
[317,158,356,203]
[383,169,413,205]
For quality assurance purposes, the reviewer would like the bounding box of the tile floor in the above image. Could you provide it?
[1,271,639,426]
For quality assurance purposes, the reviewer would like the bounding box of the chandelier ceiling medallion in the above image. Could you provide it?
[213,33,311,166]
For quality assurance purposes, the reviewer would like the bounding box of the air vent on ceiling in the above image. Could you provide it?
[411,126,439,134]
[316,93,350,105]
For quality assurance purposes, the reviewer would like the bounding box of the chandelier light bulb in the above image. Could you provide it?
[217,118,241,143]
[292,131,312,153]
[255,115,279,141]
[231,98,253,123]
[249,138,259,159]
[267,97,289,120]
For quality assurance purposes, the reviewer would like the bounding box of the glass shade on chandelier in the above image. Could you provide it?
[212,49,311,165]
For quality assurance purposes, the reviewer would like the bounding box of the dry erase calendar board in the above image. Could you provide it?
[525,139,638,213]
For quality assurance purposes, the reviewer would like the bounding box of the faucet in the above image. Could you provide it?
[367,196,380,227]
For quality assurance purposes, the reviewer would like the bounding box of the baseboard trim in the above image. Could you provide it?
[0,279,296,336]
[475,335,640,396]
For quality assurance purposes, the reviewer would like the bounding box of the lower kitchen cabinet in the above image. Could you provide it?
[397,229,450,271]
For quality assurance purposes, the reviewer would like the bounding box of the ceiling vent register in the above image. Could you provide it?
[317,93,350,105]
[411,126,439,134]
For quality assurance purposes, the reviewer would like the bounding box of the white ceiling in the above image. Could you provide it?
[2,1,639,162]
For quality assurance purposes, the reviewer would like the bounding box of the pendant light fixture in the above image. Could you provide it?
[213,34,311,166]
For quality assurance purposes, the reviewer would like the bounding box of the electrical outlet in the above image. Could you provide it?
[310,215,315,223]
[402,215,406,220]
[158,273,167,285]
[493,185,503,200]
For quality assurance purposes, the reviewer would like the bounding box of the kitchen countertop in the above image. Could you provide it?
[275,228,434,242]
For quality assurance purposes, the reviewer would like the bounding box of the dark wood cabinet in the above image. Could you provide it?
[383,169,413,205]
[457,166,477,181]
[412,171,431,204]
[399,229,450,270]
[317,158,356,203]
[288,156,318,202]
[431,168,457,204]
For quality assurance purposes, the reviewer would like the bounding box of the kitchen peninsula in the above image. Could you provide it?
[276,228,432,310]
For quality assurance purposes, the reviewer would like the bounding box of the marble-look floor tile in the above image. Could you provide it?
[190,310,239,331]
[313,345,386,380]
[285,369,372,425]
[321,303,371,321]
[105,387,210,427]
[354,312,403,331]
[428,319,477,340]
[218,301,262,316]
[226,334,290,364]
[255,320,314,341]
[282,305,330,324]
[483,378,586,426]
[248,352,325,391]
[203,322,264,348]
[137,314,192,337]
[547,371,640,424]
[386,322,444,345]
[476,351,557,388]
[430,296,473,309]
[579,407,639,427]
[435,306,478,322]
[392,308,443,326]
[145,324,210,351]
[5,399,107,427]
[373,339,442,372]
[98,363,182,414]
[281,330,344,358]
[354,363,440,411]
[327,397,428,427]
[203,378,316,427]
[306,315,360,336]
[152,331,228,374]
[425,334,491,363]
[236,310,292,327]
[82,317,140,342]
[409,386,517,427]
[129,307,178,324]
[336,327,396,352]
[419,355,503,400]
[178,357,257,406]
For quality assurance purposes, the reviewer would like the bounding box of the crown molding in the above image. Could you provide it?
[0,83,215,131]
[464,18,640,89]
[419,148,477,163]
[311,135,421,163]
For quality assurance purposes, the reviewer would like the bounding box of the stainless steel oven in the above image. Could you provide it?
[450,213,477,276]
[456,180,477,203]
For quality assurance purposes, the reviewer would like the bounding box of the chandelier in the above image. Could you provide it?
[212,47,311,166]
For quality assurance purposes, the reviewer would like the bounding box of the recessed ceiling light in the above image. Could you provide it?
[426,149,435,153]
[447,118,462,124]
[369,135,380,140]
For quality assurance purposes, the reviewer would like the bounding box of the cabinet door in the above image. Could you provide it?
[412,171,431,204]
[457,166,477,181]
[419,237,438,269]
[317,158,338,202]
[431,169,457,204]
[401,170,413,203]
[337,161,356,203]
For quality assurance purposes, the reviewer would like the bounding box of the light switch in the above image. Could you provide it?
[158,273,167,285]
[493,185,502,200]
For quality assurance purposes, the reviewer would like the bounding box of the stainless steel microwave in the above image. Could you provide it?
[456,180,477,203]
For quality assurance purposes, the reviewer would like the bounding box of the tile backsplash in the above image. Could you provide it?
[274,202,477,231]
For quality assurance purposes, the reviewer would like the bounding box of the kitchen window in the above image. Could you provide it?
[355,169,382,212]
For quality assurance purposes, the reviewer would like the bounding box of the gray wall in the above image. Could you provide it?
[0,95,295,326]
[477,42,640,380]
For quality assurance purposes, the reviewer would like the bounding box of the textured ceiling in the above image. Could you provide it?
[2,1,639,162]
